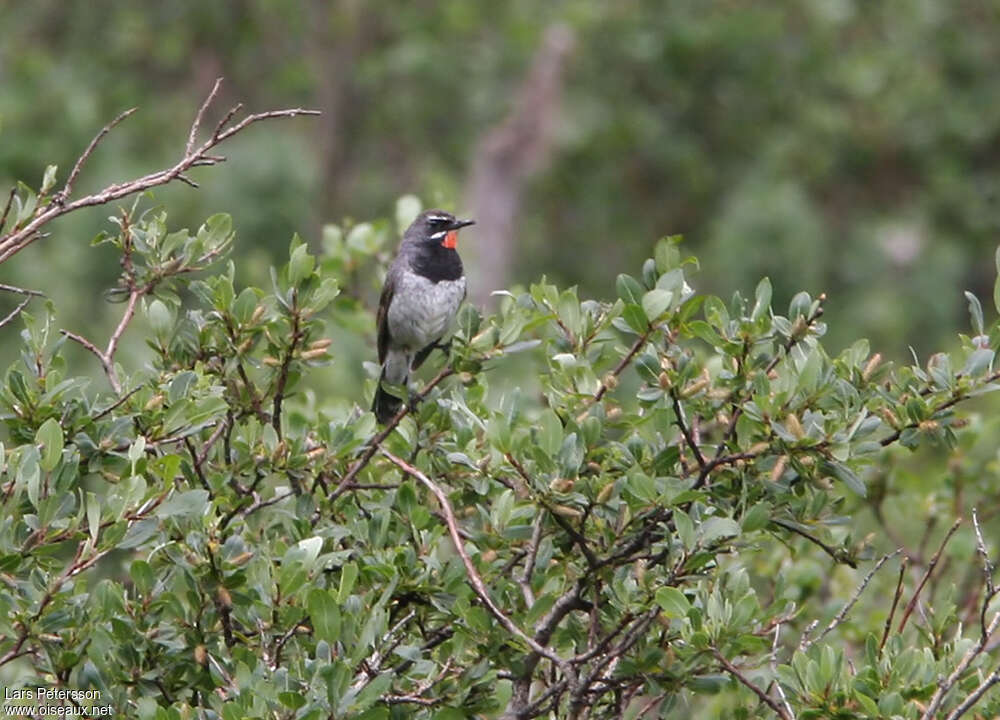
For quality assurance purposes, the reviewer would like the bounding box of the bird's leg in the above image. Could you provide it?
[407,387,422,414]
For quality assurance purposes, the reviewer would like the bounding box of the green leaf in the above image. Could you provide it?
[41,164,58,195]
[338,562,359,603]
[641,288,673,321]
[965,290,985,335]
[307,588,341,644]
[741,502,771,532]
[963,347,994,377]
[130,560,154,595]
[700,516,740,543]
[346,672,394,713]
[35,417,63,472]
[157,489,210,518]
[147,299,172,337]
[616,273,644,304]
[87,491,100,544]
[674,509,695,550]
[537,409,563,457]
[655,587,691,619]
[751,277,772,321]
[622,303,649,334]
[119,518,160,550]
[128,436,146,465]
[823,460,866,496]
[278,692,306,710]
[288,239,315,285]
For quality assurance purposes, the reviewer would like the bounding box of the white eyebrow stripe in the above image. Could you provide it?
[425,214,451,222]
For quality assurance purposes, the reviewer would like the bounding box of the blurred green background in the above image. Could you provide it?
[2,0,1000,376]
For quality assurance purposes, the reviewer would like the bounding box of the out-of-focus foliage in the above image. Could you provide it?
[2,0,1000,357]
[3,180,1000,716]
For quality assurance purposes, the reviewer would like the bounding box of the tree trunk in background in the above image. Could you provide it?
[308,0,365,233]
[464,24,574,307]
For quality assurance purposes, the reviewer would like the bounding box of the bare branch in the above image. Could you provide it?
[379,448,567,670]
[0,187,14,235]
[271,293,302,438]
[900,518,961,633]
[176,174,200,189]
[0,79,320,264]
[770,518,856,568]
[328,365,455,502]
[803,549,900,650]
[770,623,795,720]
[212,103,244,141]
[61,328,112,374]
[880,555,908,652]
[671,390,706,470]
[592,325,657,404]
[0,283,45,297]
[187,77,223,155]
[712,648,792,720]
[973,507,997,607]
[943,669,1000,720]
[0,297,32,330]
[60,107,138,202]
[921,609,1000,719]
[518,514,544,606]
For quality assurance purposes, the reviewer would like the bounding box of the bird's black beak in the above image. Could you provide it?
[448,218,475,231]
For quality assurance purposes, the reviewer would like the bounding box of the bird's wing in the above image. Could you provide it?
[376,272,395,366]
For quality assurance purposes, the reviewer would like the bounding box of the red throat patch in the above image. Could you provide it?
[442,230,459,249]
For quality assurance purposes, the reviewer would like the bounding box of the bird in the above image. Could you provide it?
[372,209,475,423]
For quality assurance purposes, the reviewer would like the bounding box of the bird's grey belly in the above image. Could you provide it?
[387,273,466,350]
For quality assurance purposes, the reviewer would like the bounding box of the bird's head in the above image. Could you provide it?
[407,210,475,250]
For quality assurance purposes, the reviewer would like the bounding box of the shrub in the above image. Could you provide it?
[2,90,1000,720]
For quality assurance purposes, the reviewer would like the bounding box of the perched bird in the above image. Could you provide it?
[372,210,475,423]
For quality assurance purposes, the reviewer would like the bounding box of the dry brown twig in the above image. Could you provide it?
[899,518,961,633]
[378,447,567,671]
[1,79,319,393]
[801,549,901,651]
[0,77,319,265]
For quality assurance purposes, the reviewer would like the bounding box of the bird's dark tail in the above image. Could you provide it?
[372,369,405,424]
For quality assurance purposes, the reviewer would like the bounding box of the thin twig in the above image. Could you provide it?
[671,390,706,470]
[0,283,45,297]
[803,549,899,650]
[0,80,319,264]
[770,518,856,568]
[379,448,566,669]
[518,514,544,606]
[942,669,1000,720]
[972,507,998,640]
[60,107,138,202]
[328,366,455,502]
[0,187,15,235]
[900,518,961,633]
[921,611,1000,719]
[271,294,301,438]
[712,648,792,720]
[880,555,908,652]
[0,297,31,330]
[187,78,223,156]
[591,326,657,404]
[770,623,796,720]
